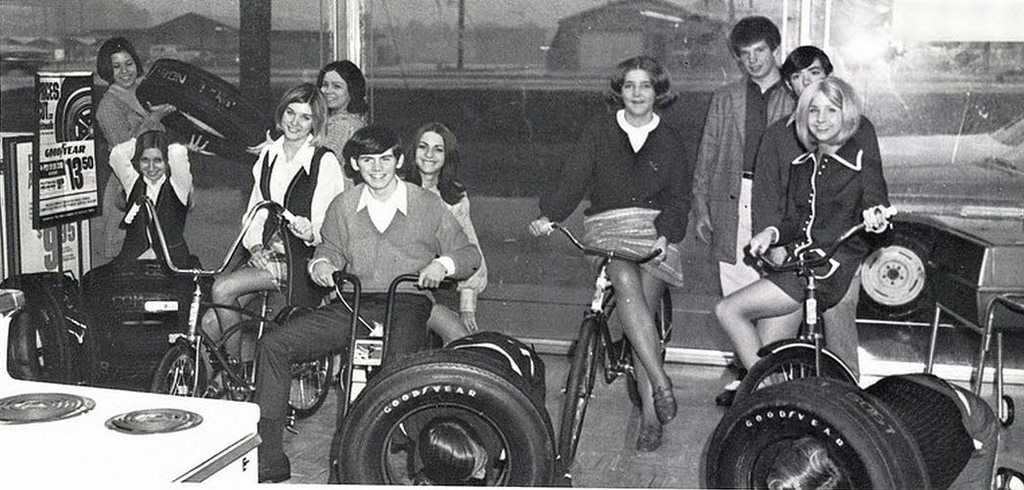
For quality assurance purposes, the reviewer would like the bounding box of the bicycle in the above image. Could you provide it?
[549,223,673,475]
[140,196,331,419]
[733,206,897,402]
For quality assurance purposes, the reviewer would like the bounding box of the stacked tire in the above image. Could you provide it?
[331,332,557,486]
[137,59,271,163]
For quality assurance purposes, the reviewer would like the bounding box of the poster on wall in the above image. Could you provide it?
[2,134,91,279]
[34,71,98,229]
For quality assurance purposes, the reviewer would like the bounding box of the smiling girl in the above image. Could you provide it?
[204,83,347,360]
[108,130,196,267]
[714,77,891,372]
[403,122,488,343]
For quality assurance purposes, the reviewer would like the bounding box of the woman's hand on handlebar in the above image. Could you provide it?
[748,228,777,257]
[528,217,554,236]
[648,236,668,264]
[418,261,447,288]
[311,261,339,287]
[862,205,893,233]
[287,215,314,242]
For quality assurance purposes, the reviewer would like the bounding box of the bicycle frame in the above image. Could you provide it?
[142,196,285,396]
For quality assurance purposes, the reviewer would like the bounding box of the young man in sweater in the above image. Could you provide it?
[254,125,481,483]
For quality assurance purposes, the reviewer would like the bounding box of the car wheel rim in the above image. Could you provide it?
[861,245,926,307]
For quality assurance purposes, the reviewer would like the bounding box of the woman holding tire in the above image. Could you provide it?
[528,55,691,451]
[403,122,488,343]
[202,83,346,360]
[94,37,206,260]
[714,77,891,372]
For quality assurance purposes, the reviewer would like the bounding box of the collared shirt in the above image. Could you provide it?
[743,79,786,174]
[348,180,456,275]
[615,109,661,153]
[357,178,409,233]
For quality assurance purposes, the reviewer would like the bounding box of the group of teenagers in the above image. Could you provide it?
[92,36,486,483]
[89,14,1001,487]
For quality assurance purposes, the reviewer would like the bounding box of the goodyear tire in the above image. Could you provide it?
[734,343,857,404]
[137,59,271,163]
[54,78,93,142]
[332,348,556,485]
[1,272,88,383]
[706,377,931,489]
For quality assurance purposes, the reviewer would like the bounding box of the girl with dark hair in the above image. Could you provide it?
[202,83,346,359]
[107,129,196,267]
[94,36,206,260]
[529,55,691,451]
[403,122,488,342]
[317,60,369,187]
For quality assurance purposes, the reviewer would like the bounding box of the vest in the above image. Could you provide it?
[258,146,330,307]
[117,177,191,268]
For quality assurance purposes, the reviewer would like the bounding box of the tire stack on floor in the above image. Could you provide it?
[80,260,202,390]
[330,331,558,486]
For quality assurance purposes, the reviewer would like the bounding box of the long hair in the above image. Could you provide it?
[605,55,677,110]
[132,130,171,178]
[273,83,329,147]
[794,77,862,150]
[415,417,483,485]
[766,437,843,490]
[404,122,466,205]
[316,60,369,115]
[96,37,143,84]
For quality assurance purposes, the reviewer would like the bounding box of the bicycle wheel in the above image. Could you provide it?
[557,317,602,470]
[289,354,333,418]
[734,343,856,404]
[626,289,673,407]
[150,340,209,397]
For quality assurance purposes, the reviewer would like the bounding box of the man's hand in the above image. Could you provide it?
[310,261,339,287]
[418,260,447,289]
[693,198,713,244]
[287,215,314,242]
[528,217,554,237]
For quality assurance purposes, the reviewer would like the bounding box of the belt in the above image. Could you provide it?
[742,171,754,179]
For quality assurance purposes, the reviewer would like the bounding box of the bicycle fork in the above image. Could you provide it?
[804,275,823,376]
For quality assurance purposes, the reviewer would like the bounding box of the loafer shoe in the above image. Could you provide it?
[636,422,663,452]
[653,384,676,424]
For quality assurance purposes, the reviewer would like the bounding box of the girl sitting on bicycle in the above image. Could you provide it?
[714,77,891,372]
[108,129,198,268]
[204,83,347,360]
[402,122,488,343]
[529,55,691,451]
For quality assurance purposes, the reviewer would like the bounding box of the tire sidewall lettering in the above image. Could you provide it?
[382,384,478,414]
[742,407,844,447]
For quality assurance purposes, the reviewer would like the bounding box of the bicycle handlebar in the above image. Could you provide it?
[550,223,662,264]
[757,205,898,274]
[140,196,285,277]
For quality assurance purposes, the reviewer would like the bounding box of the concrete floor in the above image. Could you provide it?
[280,355,1024,487]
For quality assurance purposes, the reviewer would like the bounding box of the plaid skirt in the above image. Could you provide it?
[249,229,289,289]
[581,207,685,288]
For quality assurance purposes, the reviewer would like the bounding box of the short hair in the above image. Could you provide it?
[403,122,466,205]
[416,417,483,485]
[766,437,843,490]
[273,83,328,147]
[316,60,369,115]
[781,46,834,80]
[729,16,781,56]
[794,77,862,150]
[132,130,171,176]
[342,124,402,164]
[606,55,677,109]
[96,37,143,84]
